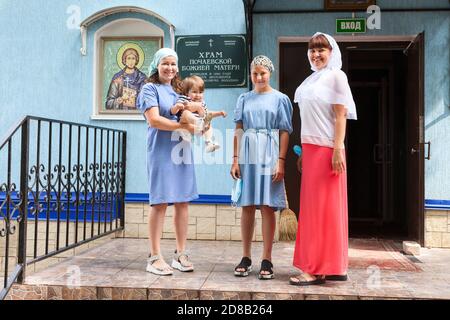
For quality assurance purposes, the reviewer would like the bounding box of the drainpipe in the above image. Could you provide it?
[243,0,256,90]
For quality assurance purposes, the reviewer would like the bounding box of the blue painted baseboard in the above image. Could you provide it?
[126,193,450,210]
[1,193,449,222]
[424,199,450,210]
[125,193,232,205]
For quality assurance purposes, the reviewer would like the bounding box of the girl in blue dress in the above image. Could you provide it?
[230,55,293,279]
[137,48,199,276]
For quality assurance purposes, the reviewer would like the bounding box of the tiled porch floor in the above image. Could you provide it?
[7,238,450,300]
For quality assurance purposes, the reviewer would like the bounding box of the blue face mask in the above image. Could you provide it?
[231,178,242,206]
[293,145,302,157]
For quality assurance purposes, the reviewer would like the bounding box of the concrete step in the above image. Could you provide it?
[5,238,450,300]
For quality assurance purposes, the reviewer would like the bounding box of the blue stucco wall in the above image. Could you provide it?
[0,0,246,196]
[252,0,450,202]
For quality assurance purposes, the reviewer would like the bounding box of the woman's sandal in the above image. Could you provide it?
[171,250,194,272]
[289,274,326,286]
[146,255,173,276]
[234,257,252,277]
[258,259,274,280]
[325,274,348,281]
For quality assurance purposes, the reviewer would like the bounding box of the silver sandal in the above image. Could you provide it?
[146,255,173,276]
[171,250,194,272]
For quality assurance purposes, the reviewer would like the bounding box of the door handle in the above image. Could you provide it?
[411,142,431,160]
[422,141,431,160]
[410,147,420,155]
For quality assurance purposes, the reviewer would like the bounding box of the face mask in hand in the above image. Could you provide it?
[231,178,242,207]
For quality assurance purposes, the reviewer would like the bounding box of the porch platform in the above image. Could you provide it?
[6,238,450,300]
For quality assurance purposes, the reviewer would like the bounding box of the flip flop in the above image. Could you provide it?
[289,274,326,286]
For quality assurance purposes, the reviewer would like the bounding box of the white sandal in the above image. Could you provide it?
[146,255,173,276]
[171,250,194,272]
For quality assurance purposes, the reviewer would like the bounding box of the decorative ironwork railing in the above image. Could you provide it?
[0,116,126,299]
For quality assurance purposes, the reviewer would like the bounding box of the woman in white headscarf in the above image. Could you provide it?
[289,33,357,286]
[137,48,199,276]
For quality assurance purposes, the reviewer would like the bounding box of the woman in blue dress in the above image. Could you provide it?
[230,55,293,279]
[137,48,199,276]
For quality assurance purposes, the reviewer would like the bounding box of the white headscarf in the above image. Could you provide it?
[294,32,357,120]
[148,48,178,76]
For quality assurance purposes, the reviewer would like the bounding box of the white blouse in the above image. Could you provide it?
[295,69,357,149]
[298,98,341,148]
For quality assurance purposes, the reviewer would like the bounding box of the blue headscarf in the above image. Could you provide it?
[148,48,178,76]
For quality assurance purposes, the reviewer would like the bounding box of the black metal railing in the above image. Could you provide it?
[0,116,126,299]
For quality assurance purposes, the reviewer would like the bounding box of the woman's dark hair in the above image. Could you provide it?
[146,73,183,94]
[308,34,332,50]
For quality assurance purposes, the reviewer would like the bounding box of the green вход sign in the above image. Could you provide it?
[175,34,247,88]
[336,18,366,33]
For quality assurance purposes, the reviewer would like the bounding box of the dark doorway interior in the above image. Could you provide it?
[346,48,408,239]
[280,37,424,243]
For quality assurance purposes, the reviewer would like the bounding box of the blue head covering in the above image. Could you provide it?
[148,48,178,76]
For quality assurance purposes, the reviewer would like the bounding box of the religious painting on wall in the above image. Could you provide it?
[99,37,161,114]
[325,0,375,11]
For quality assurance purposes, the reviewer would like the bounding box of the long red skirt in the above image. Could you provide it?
[293,143,348,275]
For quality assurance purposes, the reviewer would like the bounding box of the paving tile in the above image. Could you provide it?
[200,290,251,300]
[101,269,160,288]
[252,292,305,300]
[45,285,98,300]
[150,271,210,291]
[5,284,47,300]
[97,287,113,300]
[148,288,199,300]
[111,287,147,300]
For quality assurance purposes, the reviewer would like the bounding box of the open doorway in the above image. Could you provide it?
[280,35,424,244]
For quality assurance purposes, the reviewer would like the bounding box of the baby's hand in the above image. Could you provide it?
[220,111,227,117]
[172,103,185,114]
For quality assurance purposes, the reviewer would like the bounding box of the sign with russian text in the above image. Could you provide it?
[336,18,366,33]
[175,35,247,88]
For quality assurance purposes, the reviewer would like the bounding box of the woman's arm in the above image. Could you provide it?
[273,130,289,182]
[144,107,195,133]
[332,104,347,174]
[230,122,243,179]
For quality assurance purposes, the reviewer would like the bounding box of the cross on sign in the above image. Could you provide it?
[208,39,214,47]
